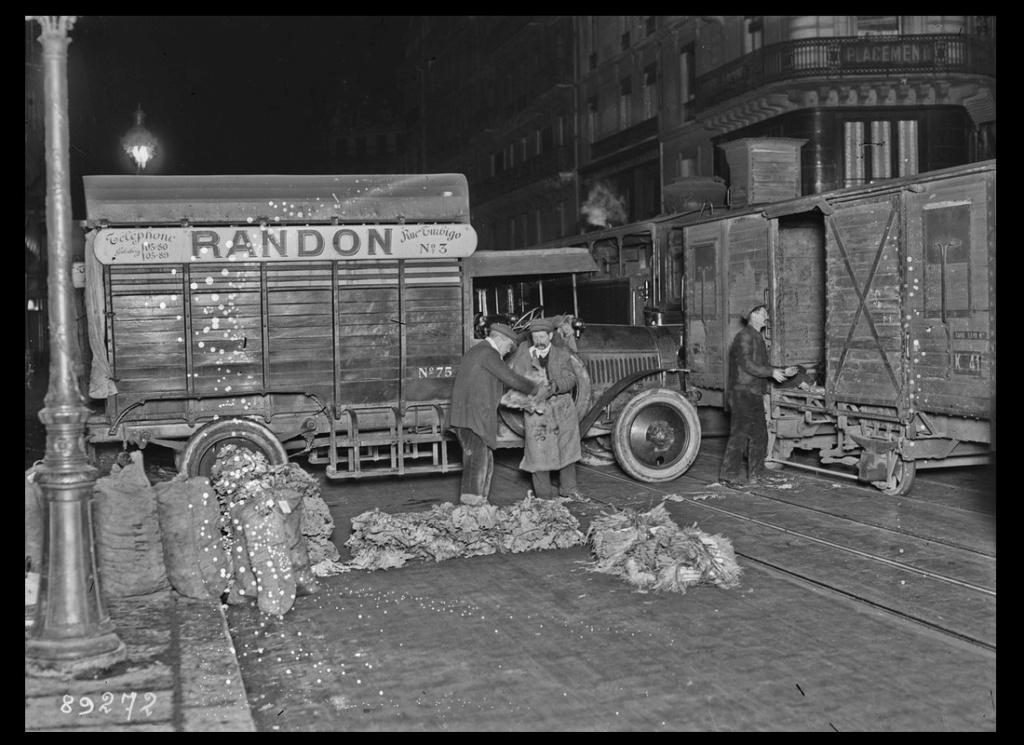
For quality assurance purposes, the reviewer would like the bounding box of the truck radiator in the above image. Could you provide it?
[585,353,662,388]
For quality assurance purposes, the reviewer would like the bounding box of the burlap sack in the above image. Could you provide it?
[272,487,320,596]
[154,476,231,600]
[25,467,45,575]
[92,451,170,597]
[236,500,296,615]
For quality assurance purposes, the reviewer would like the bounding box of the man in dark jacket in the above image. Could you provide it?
[720,305,797,487]
[447,323,546,506]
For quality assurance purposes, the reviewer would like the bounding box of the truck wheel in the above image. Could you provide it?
[87,443,131,475]
[611,389,701,483]
[872,457,916,497]
[177,419,288,479]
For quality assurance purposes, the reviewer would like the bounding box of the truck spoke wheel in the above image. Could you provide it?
[177,419,288,479]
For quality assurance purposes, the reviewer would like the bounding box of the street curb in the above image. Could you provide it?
[25,590,256,732]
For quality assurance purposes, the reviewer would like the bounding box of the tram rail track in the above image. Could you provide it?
[565,460,997,654]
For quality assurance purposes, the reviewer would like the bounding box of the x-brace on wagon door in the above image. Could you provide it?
[824,192,909,419]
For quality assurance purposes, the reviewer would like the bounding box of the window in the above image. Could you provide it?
[540,125,554,153]
[642,64,658,121]
[645,16,656,35]
[356,136,367,158]
[557,115,566,147]
[843,118,919,186]
[896,120,919,177]
[376,134,388,156]
[520,136,528,162]
[679,45,695,122]
[678,153,696,178]
[491,150,505,176]
[923,202,972,319]
[619,77,632,129]
[744,16,764,54]
[588,95,600,143]
[856,16,899,37]
[588,16,598,69]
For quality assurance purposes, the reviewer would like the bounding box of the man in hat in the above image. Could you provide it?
[720,304,798,488]
[507,317,587,501]
[447,323,547,507]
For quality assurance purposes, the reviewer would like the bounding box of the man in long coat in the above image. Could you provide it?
[719,304,797,487]
[447,323,543,506]
[507,317,586,500]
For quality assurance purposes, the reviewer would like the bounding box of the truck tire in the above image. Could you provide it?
[611,388,701,483]
[177,419,288,479]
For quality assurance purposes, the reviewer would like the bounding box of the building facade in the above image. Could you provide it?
[398,15,995,250]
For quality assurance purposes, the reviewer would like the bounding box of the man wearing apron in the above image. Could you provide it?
[507,317,587,501]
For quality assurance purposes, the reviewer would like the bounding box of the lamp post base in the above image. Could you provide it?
[25,634,126,678]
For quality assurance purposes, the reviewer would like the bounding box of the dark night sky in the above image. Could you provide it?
[60,16,407,217]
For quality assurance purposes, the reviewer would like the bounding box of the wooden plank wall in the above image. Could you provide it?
[188,264,265,398]
[402,260,463,403]
[267,262,335,399]
[109,266,189,395]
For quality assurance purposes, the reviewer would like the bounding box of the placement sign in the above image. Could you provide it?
[93,224,477,264]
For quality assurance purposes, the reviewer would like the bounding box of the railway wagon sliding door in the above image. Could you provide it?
[902,170,994,434]
[723,215,774,399]
[684,214,771,407]
[824,193,907,414]
[683,223,723,405]
[772,212,827,371]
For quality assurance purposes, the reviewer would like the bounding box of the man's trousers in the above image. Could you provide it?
[454,427,494,503]
[720,389,768,483]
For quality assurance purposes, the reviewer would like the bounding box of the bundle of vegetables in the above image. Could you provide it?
[586,503,742,593]
[500,369,549,414]
[343,493,585,571]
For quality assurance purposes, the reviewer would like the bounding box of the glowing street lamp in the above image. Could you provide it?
[121,104,158,173]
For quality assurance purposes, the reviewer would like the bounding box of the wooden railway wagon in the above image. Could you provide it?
[681,160,996,495]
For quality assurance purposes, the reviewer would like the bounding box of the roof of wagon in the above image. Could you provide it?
[82,173,471,227]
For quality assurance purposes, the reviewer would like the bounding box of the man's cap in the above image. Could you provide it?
[529,317,555,333]
[489,323,519,343]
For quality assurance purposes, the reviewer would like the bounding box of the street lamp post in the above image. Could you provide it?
[25,15,126,676]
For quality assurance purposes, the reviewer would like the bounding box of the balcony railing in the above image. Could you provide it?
[475,145,574,204]
[590,116,659,161]
[695,34,996,111]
